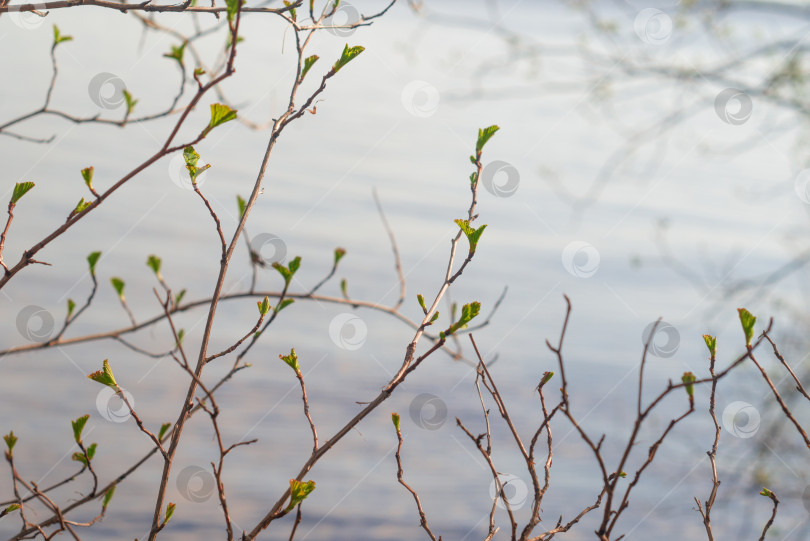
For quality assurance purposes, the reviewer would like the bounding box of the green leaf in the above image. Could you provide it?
[301,55,319,82]
[454,219,487,254]
[10,181,34,205]
[540,371,554,386]
[71,414,89,443]
[469,155,476,164]
[759,487,774,497]
[81,166,94,191]
[225,0,241,22]
[681,372,696,397]
[162,502,176,526]
[737,308,756,347]
[286,479,316,511]
[391,412,401,432]
[182,146,210,184]
[331,44,364,74]
[340,278,348,297]
[446,301,481,336]
[416,294,427,314]
[283,0,296,20]
[87,359,118,389]
[272,256,301,287]
[110,277,125,300]
[87,251,101,276]
[174,289,186,306]
[204,103,237,136]
[67,298,76,319]
[4,504,20,514]
[3,431,17,455]
[86,442,96,460]
[175,329,185,347]
[122,90,137,116]
[73,198,92,215]
[274,298,294,313]
[476,125,500,154]
[163,43,186,66]
[333,247,346,265]
[147,255,162,278]
[280,348,300,372]
[103,486,115,509]
[429,311,440,323]
[158,423,171,440]
[236,195,247,218]
[258,296,271,316]
[52,25,73,46]
[702,334,716,358]
[72,443,96,465]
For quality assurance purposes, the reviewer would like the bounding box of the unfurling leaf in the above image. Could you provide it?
[283,0,296,20]
[73,198,92,215]
[280,348,300,372]
[391,412,401,432]
[183,146,210,184]
[333,247,346,265]
[203,103,237,136]
[258,296,271,316]
[446,301,481,336]
[81,166,95,191]
[122,90,137,116]
[158,423,171,440]
[162,502,176,526]
[71,414,89,443]
[147,255,162,278]
[176,329,185,347]
[110,277,125,300]
[163,43,186,66]
[737,308,756,347]
[87,359,118,389]
[10,182,34,205]
[760,487,774,498]
[236,195,247,218]
[681,372,696,399]
[454,219,487,254]
[286,479,316,511]
[87,251,101,276]
[4,504,20,514]
[67,298,76,319]
[331,44,364,73]
[416,294,427,314]
[225,0,242,22]
[103,486,116,509]
[476,125,499,154]
[72,443,96,465]
[3,431,17,456]
[272,256,301,287]
[340,278,348,298]
[52,25,73,46]
[429,311,440,323]
[174,289,186,306]
[702,334,716,358]
[274,298,294,313]
[301,55,319,82]
[540,371,554,387]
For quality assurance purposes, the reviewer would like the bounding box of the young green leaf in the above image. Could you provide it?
[71,414,89,443]
[103,486,116,509]
[67,298,76,319]
[175,329,185,347]
[110,277,125,300]
[182,146,210,184]
[272,256,301,287]
[81,166,95,191]
[87,359,118,389]
[225,0,241,22]
[454,219,487,254]
[280,348,300,372]
[737,308,756,347]
[87,251,101,276]
[416,294,427,314]
[476,125,500,154]
[539,371,554,387]
[72,443,96,465]
[163,43,186,66]
[333,247,346,265]
[174,289,186,306]
[236,195,247,218]
[258,296,271,316]
[158,423,171,440]
[331,44,364,73]
[86,442,97,460]
[759,487,774,497]
[3,504,20,514]
[702,334,717,358]
[446,301,481,336]
[286,479,316,511]
[340,278,348,298]
[283,0,296,20]
[122,90,137,116]
[73,198,92,215]
[3,431,17,456]
[681,371,696,398]
[147,255,162,278]
[429,311,440,323]
[204,103,237,136]
[52,25,73,46]
[391,412,401,432]
[274,298,295,313]
[162,502,176,526]
[10,181,34,205]
[301,55,319,82]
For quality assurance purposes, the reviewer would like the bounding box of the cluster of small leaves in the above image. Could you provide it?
[183,146,210,185]
[279,348,300,373]
[87,359,118,389]
[331,44,364,74]
[3,431,17,458]
[454,219,487,255]
[257,296,271,316]
[164,43,186,67]
[286,479,316,512]
[703,334,717,358]
[738,308,756,347]
[442,301,481,338]
[52,25,73,47]
[273,256,301,287]
[416,294,440,325]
